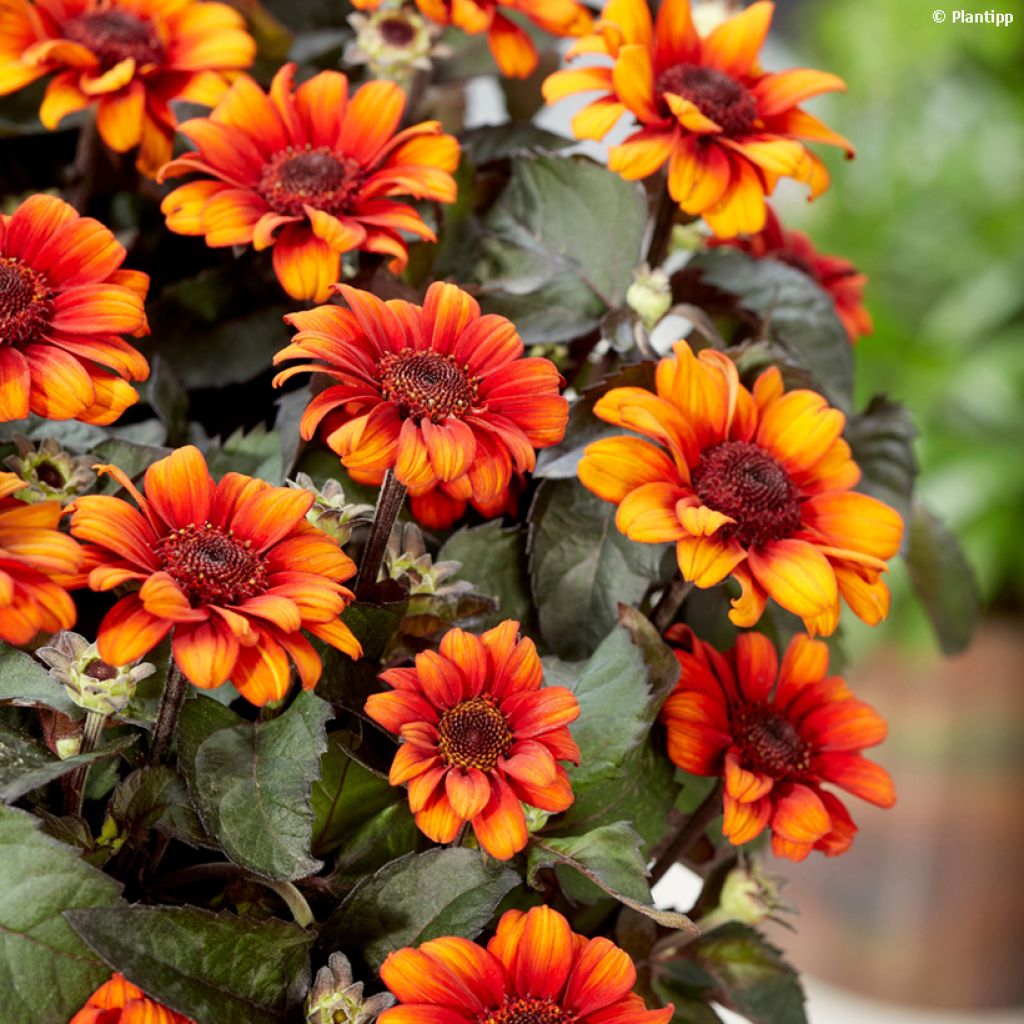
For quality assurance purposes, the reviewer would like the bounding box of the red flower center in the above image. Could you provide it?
[734,704,809,777]
[155,523,269,607]
[0,257,53,347]
[655,64,758,135]
[379,15,418,45]
[483,998,575,1024]
[378,349,481,423]
[62,10,164,68]
[259,147,364,217]
[437,695,512,772]
[691,440,802,547]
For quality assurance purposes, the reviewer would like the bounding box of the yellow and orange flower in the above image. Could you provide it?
[660,626,895,861]
[67,445,362,706]
[1,194,150,425]
[712,205,872,343]
[274,282,568,512]
[380,906,673,1024]
[365,620,580,859]
[0,0,254,176]
[352,0,593,78]
[542,0,853,237]
[159,64,459,302]
[578,340,903,636]
[70,972,195,1024]
[0,470,81,645]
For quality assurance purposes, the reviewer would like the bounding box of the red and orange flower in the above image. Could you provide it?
[0,0,255,176]
[70,972,194,1024]
[274,282,568,514]
[0,470,81,645]
[365,620,580,859]
[578,340,903,636]
[1,194,150,425]
[68,445,362,706]
[352,0,593,78]
[542,0,853,237]
[409,473,523,530]
[159,63,459,302]
[380,906,673,1024]
[660,626,895,861]
[712,205,872,343]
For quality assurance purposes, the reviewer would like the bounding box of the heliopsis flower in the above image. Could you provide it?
[67,445,362,706]
[365,620,580,859]
[70,972,195,1023]
[0,194,150,425]
[159,64,459,302]
[0,470,82,645]
[379,906,673,1024]
[0,0,255,176]
[542,0,854,237]
[273,282,568,512]
[712,205,872,343]
[660,626,895,861]
[351,0,593,79]
[578,340,903,636]
[407,472,523,530]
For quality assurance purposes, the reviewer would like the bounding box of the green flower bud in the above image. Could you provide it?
[345,6,447,86]
[383,522,472,597]
[626,266,672,329]
[306,952,395,1024]
[36,632,155,716]
[698,862,788,932]
[4,435,94,503]
[288,473,374,546]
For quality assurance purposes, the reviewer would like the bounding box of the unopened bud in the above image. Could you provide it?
[345,7,447,85]
[383,522,471,597]
[697,862,787,932]
[626,266,672,329]
[289,473,374,546]
[4,435,94,503]
[306,952,395,1024]
[36,632,155,716]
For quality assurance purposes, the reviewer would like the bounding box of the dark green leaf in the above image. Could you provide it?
[846,396,918,521]
[205,425,282,483]
[0,643,80,717]
[90,438,171,494]
[146,355,188,445]
[330,803,419,889]
[0,805,123,1024]
[342,594,410,664]
[905,500,981,654]
[109,766,211,849]
[319,848,520,972]
[460,124,572,163]
[180,691,331,879]
[471,155,647,343]
[67,904,313,1024]
[529,480,668,660]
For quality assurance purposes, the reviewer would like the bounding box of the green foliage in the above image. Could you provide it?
[67,904,313,1024]
[0,806,123,1024]
[108,766,211,850]
[846,395,919,521]
[0,643,80,717]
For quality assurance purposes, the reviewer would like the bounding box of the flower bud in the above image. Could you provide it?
[4,435,94,503]
[306,952,395,1024]
[36,632,155,716]
[384,522,471,597]
[345,7,447,85]
[698,862,787,932]
[288,473,374,546]
[625,265,672,329]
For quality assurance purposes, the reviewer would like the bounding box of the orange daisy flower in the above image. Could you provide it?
[274,282,568,511]
[380,906,673,1024]
[365,620,580,859]
[351,0,593,78]
[0,193,150,425]
[660,626,895,861]
[578,340,903,636]
[0,0,255,176]
[409,473,523,530]
[711,205,872,343]
[158,63,460,302]
[70,972,195,1024]
[67,445,362,706]
[0,470,82,645]
[542,0,854,237]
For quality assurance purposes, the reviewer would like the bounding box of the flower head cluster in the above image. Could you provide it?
[543,0,853,236]
[660,626,895,861]
[379,906,673,1024]
[351,0,593,78]
[578,340,903,635]
[159,63,460,301]
[68,445,363,705]
[0,0,255,175]
[70,972,195,1024]
[274,282,568,520]
[1,194,150,425]
[365,620,580,859]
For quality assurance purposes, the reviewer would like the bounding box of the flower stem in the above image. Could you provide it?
[65,710,107,816]
[260,879,315,929]
[650,577,693,634]
[356,469,407,599]
[149,663,188,765]
[646,186,679,268]
[649,780,724,886]
[69,111,101,212]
